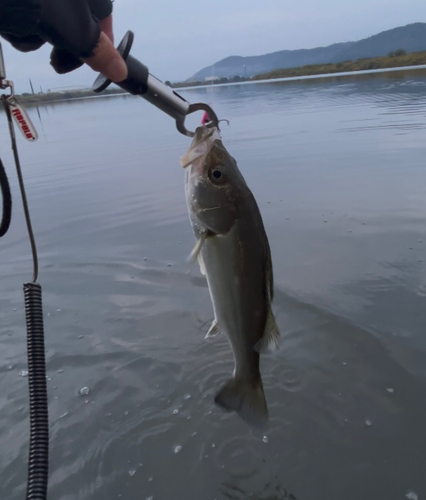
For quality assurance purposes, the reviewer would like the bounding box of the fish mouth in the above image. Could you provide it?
[196,201,234,214]
[199,204,223,212]
[180,128,217,169]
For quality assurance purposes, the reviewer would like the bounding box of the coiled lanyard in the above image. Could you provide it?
[0,41,49,500]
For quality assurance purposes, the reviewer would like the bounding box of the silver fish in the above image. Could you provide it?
[181,126,280,427]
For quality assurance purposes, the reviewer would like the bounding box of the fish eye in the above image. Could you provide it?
[208,166,227,184]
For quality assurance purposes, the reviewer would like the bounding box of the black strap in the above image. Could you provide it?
[0,156,12,238]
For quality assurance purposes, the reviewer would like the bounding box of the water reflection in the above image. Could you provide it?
[1,67,426,500]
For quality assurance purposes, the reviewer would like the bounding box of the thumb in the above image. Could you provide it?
[82,32,128,83]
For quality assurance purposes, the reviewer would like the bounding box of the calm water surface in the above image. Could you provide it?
[1,69,426,500]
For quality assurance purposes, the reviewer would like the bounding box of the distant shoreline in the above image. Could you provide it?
[16,51,426,105]
[252,50,426,80]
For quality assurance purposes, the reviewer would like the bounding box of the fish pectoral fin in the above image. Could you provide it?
[204,319,221,339]
[214,377,268,428]
[254,309,280,353]
[188,233,206,264]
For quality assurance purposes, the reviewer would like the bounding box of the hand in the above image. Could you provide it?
[0,0,128,83]
[82,16,128,82]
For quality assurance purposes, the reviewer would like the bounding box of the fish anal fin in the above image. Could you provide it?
[205,319,221,339]
[254,309,280,353]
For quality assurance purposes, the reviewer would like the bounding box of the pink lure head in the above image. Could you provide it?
[201,111,211,125]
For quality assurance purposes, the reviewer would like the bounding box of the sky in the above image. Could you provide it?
[1,0,426,93]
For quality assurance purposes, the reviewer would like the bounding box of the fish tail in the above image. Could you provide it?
[214,377,268,428]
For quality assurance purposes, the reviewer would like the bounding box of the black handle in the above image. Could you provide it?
[115,54,149,95]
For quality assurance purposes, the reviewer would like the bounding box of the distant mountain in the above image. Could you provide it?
[188,23,426,81]
[329,23,426,62]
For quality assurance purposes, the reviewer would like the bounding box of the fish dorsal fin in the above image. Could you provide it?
[254,308,280,353]
[265,237,274,302]
[254,239,280,353]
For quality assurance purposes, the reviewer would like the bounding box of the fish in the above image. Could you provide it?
[180,126,280,427]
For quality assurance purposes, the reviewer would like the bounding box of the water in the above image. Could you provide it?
[1,67,426,499]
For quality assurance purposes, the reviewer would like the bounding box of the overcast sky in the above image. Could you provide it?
[1,0,425,93]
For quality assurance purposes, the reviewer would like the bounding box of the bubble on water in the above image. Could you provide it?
[59,412,69,419]
[46,376,51,381]
[57,309,61,312]
[386,388,394,393]
[191,432,197,437]
[79,387,90,396]
[13,308,17,312]
[174,445,182,454]
[78,335,84,339]
[344,418,349,422]
[342,361,347,366]
[262,436,268,443]
[7,365,13,370]
[173,409,179,415]
[406,491,418,500]
[211,443,216,448]
[365,419,372,427]
[148,477,153,482]
[57,369,64,374]
[128,469,136,477]
[20,370,28,377]
[47,312,51,317]
[183,393,191,400]
[146,496,154,500]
